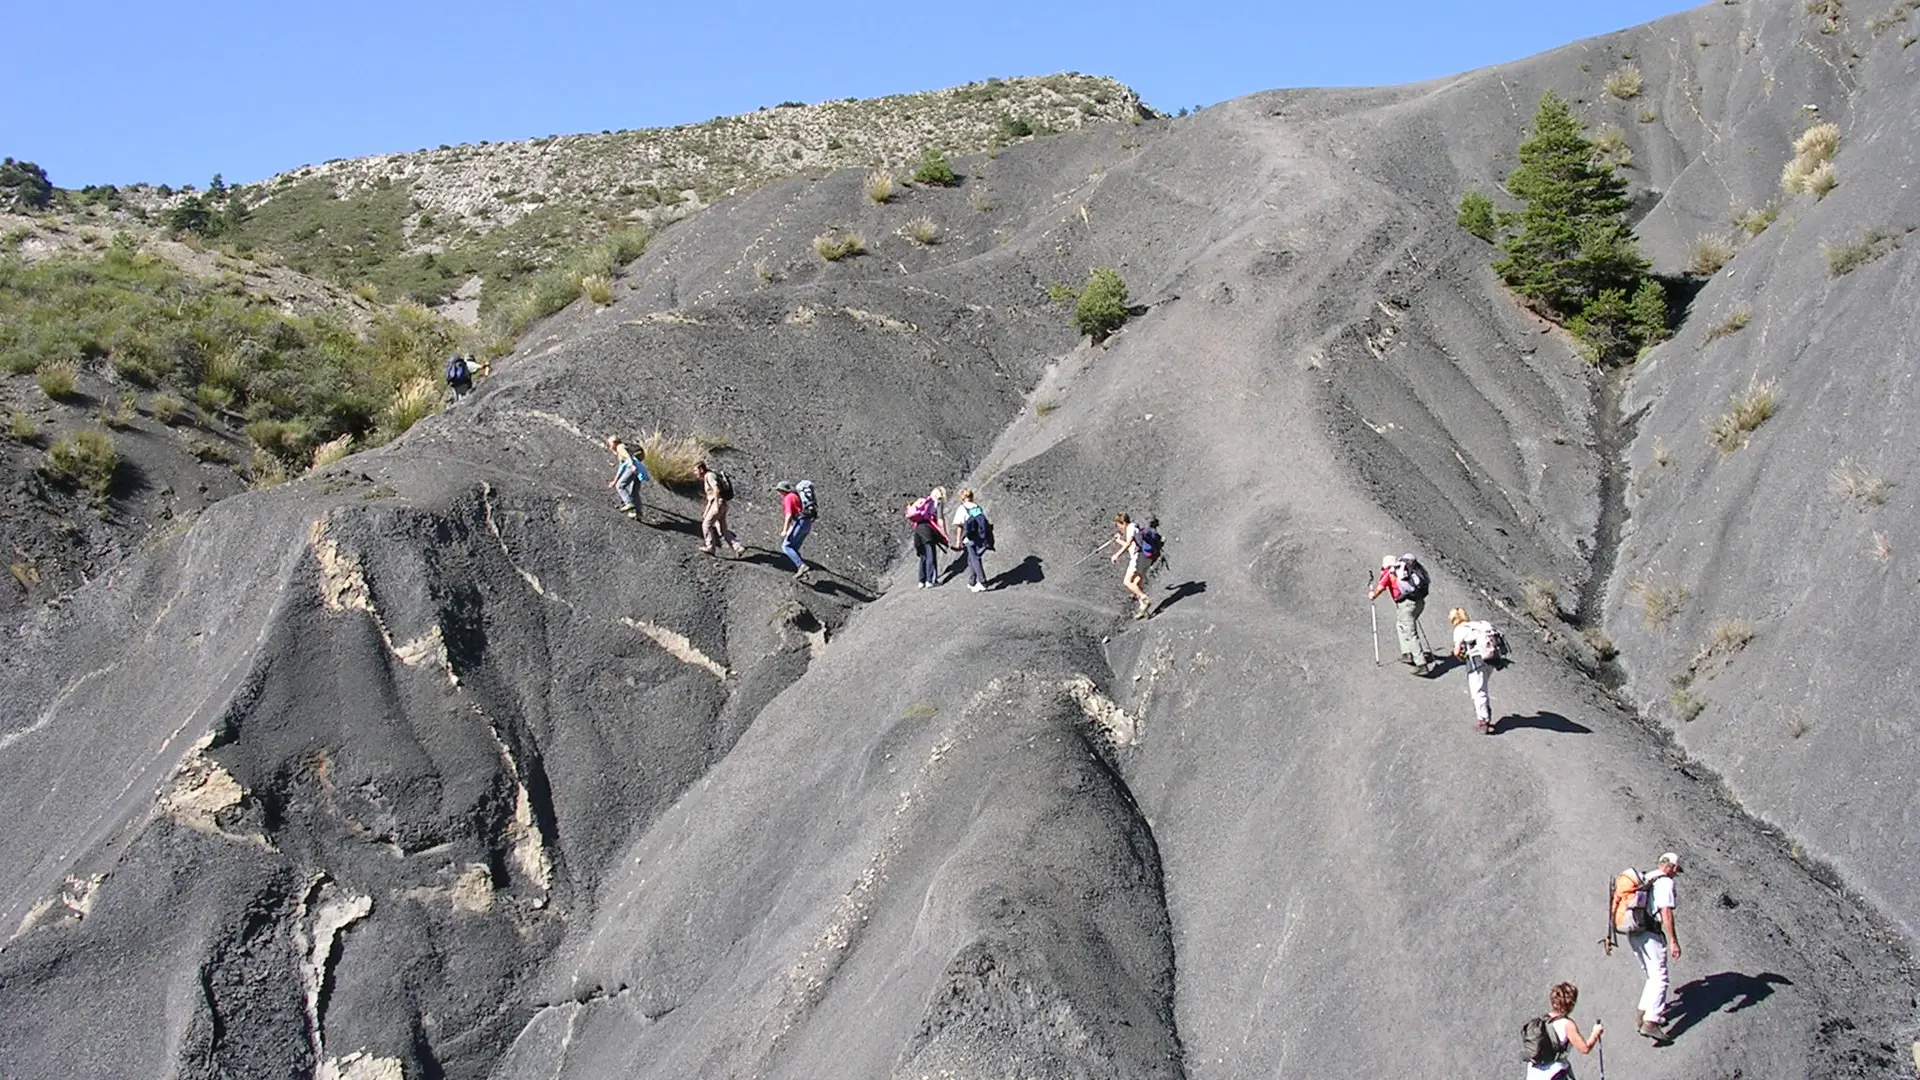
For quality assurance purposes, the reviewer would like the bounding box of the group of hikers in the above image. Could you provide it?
[1368,555,1687,1073]
[601,438,1170,611]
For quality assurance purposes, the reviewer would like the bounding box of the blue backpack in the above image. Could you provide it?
[1136,526,1163,561]
[445,356,470,385]
[964,506,994,550]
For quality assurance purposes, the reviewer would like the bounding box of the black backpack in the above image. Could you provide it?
[713,471,735,501]
[1136,526,1163,561]
[445,356,469,385]
[964,507,993,550]
[1522,1015,1562,1066]
[1395,556,1429,602]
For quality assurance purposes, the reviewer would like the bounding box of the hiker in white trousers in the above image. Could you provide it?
[1628,852,1683,1041]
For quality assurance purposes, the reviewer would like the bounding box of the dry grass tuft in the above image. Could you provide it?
[1592,124,1632,167]
[900,216,942,245]
[1668,686,1706,722]
[1628,571,1688,628]
[1651,436,1673,468]
[7,411,37,443]
[580,274,614,306]
[1695,617,1757,666]
[1703,309,1750,343]
[1825,228,1897,275]
[1871,530,1893,562]
[386,376,442,436]
[813,231,867,261]
[635,428,724,487]
[1706,378,1779,453]
[310,433,356,472]
[1734,203,1779,236]
[37,360,78,401]
[150,393,188,425]
[864,169,896,204]
[1604,63,1644,99]
[1794,121,1842,161]
[1689,234,1736,276]
[46,428,118,498]
[1782,123,1841,197]
[1521,577,1562,623]
[1829,460,1893,505]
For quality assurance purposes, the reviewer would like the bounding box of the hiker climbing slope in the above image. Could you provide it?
[1614,852,1683,1043]
[696,461,746,556]
[952,489,992,592]
[606,436,649,521]
[776,480,816,582]
[1110,513,1163,619]
[1369,553,1432,672]
[1523,982,1603,1078]
[1449,606,1507,734]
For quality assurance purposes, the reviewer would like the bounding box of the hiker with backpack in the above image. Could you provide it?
[1449,606,1507,733]
[606,436,649,521]
[696,461,745,556]
[776,480,816,581]
[905,487,950,588]
[1610,852,1683,1043]
[1369,553,1432,672]
[445,354,487,400]
[1523,982,1603,1078]
[1110,513,1164,619]
[952,489,993,592]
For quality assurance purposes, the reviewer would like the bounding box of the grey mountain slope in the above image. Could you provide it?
[1,1,1917,1077]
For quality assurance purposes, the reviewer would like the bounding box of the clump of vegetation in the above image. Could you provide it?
[812,231,867,262]
[636,428,724,487]
[7,410,38,442]
[309,432,356,471]
[1457,190,1496,241]
[1493,93,1665,365]
[0,158,54,212]
[1591,124,1632,168]
[1807,0,1845,33]
[1669,684,1706,722]
[45,428,118,498]
[580,274,614,306]
[385,376,442,437]
[484,227,647,343]
[864,170,895,204]
[900,217,941,245]
[1688,234,1736,276]
[1628,571,1687,627]
[1521,577,1562,623]
[1824,228,1898,275]
[1651,436,1673,467]
[1695,617,1757,666]
[36,360,79,400]
[1703,309,1750,343]
[1,243,469,472]
[1734,203,1779,236]
[1781,122,1841,197]
[1829,459,1893,505]
[912,150,960,187]
[1707,378,1780,452]
[1604,63,1644,99]
[1072,268,1130,342]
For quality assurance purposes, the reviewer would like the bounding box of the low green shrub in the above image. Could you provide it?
[1073,268,1130,341]
[36,360,78,400]
[912,150,959,186]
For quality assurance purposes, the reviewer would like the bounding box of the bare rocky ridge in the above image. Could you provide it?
[3,2,1919,1078]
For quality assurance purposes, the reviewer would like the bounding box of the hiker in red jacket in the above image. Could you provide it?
[905,487,949,588]
[1369,553,1432,673]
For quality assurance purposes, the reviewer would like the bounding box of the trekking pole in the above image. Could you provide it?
[1370,600,1380,665]
[1600,873,1616,956]
[1073,537,1118,568]
[1595,1018,1606,1080]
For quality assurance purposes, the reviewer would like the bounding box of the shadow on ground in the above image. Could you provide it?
[1664,971,1793,1039]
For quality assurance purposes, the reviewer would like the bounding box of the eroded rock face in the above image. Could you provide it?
[3,2,1918,1077]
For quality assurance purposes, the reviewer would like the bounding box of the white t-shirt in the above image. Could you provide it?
[1523,1017,1574,1078]
[1649,872,1677,916]
[953,503,981,543]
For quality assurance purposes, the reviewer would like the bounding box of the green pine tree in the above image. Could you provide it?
[1493,92,1648,319]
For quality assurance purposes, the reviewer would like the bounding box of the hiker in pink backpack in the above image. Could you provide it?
[905,487,950,588]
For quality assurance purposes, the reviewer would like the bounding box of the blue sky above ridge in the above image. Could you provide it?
[5,0,1701,187]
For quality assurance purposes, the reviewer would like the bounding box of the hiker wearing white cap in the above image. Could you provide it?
[1629,852,1683,1042]
[1369,553,1432,672]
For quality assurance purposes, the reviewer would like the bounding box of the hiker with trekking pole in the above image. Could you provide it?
[1368,553,1433,673]
[1523,982,1603,1078]
[1109,513,1165,619]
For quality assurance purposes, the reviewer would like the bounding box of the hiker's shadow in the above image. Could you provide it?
[640,506,702,537]
[1495,711,1592,735]
[1664,971,1792,1039]
[989,555,1044,590]
[1151,580,1207,616]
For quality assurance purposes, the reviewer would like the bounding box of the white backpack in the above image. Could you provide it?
[1460,620,1508,662]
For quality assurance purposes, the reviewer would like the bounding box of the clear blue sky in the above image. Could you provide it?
[6,0,1701,188]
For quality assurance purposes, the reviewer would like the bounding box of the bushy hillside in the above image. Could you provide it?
[2,6,1918,1080]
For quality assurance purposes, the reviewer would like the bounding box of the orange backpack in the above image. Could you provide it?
[1610,869,1654,933]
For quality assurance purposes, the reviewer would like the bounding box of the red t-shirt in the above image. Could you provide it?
[1376,566,1402,601]
[782,491,803,519]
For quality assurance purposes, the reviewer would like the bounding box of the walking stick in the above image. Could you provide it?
[1370,599,1380,665]
[1601,873,1617,956]
[1596,1018,1606,1080]
[1073,537,1118,568]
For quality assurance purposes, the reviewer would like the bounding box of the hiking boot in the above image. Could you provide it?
[1474,720,1493,735]
[969,583,985,593]
[732,542,746,555]
[794,565,810,581]
[1638,1020,1670,1043]
[1398,652,1415,666]
[699,545,716,555]
[622,506,638,520]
